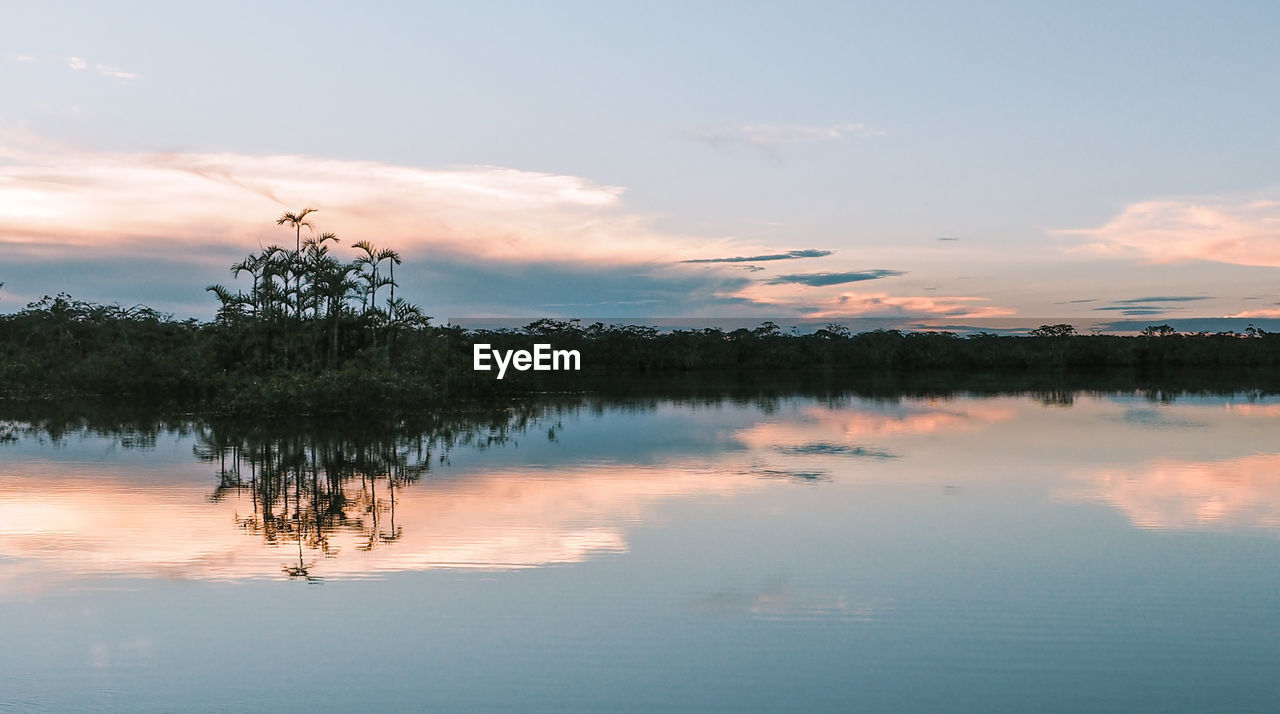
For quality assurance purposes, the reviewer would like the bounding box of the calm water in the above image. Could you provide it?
[2,391,1280,712]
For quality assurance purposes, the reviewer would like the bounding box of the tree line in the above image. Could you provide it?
[2,210,1280,411]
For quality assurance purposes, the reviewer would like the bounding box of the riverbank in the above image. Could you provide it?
[4,296,1280,414]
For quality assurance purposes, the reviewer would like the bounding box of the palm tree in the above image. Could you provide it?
[377,248,402,320]
[385,298,427,328]
[231,251,268,317]
[276,207,317,254]
[351,240,388,317]
[257,246,291,319]
[300,232,341,319]
[311,256,361,362]
[276,208,317,318]
[206,284,249,322]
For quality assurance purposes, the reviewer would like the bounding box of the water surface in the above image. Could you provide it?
[2,391,1279,711]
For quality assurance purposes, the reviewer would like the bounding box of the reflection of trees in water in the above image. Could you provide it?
[0,402,571,581]
[1037,390,1075,407]
[191,410,544,580]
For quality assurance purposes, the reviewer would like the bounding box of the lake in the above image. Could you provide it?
[2,390,1279,712]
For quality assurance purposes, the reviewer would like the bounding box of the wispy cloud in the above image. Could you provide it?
[729,281,1013,318]
[1090,295,1212,317]
[1093,307,1168,316]
[1115,296,1210,304]
[809,292,1013,318]
[95,64,138,80]
[685,122,883,153]
[1058,196,1280,267]
[681,249,833,264]
[32,55,137,79]
[766,270,904,287]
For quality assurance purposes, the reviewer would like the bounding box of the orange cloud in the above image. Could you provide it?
[1058,196,1280,267]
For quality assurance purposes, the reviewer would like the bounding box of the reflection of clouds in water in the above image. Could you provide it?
[737,401,1017,451]
[11,393,1277,591]
[755,469,829,482]
[89,636,153,671]
[696,576,886,622]
[0,465,760,587]
[774,443,895,458]
[1223,403,1280,417]
[1075,454,1280,532]
[1120,408,1205,429]
[0,398,1008,589]
[734,400,1015,486]
[732,400,1015,485]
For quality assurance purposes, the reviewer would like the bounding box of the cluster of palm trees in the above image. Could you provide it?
[206,208,427,365]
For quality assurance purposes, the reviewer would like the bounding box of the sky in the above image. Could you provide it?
[2,0,1280,326]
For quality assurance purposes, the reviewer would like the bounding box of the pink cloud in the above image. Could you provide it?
[731,280,1014,317]
[0,132,1013,318]
[812,291,1014,318]
[1057,196,1280,267]
[720,264,1015,318]
[1227,307,1280,319]
[94,64,138,80]
[0,131,738,267]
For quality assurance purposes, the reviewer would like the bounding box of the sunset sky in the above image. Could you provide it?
[3,1,1279,325]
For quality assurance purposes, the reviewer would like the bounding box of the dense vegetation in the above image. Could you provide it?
[5,296,1280,414]
[3,210,1280,414]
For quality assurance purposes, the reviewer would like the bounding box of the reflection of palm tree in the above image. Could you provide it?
[282,536,321,583]
[187,406,554,579]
